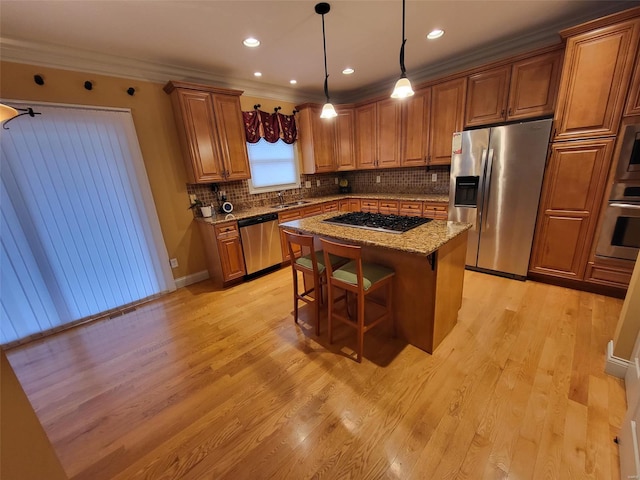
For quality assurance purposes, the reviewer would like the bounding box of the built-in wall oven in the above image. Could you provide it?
[596,183,640,261]
[596,116,640,262]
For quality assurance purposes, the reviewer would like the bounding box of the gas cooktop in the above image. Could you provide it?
[323,212,432,233]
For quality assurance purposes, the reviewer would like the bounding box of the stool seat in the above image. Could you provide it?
[296,251,345,274]
[332,260,395,291]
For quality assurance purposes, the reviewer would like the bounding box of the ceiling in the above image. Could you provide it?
[1,1,639,104]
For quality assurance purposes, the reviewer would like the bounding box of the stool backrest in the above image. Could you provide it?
[320,238,363,294]
[284,230,318,272]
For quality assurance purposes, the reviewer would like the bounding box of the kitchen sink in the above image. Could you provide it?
[270,200,310,209]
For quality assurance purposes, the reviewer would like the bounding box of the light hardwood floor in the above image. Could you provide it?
[7,268,627,479]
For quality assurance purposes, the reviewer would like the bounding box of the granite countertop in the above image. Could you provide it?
[278,212,471,257]
[196,193,450,226]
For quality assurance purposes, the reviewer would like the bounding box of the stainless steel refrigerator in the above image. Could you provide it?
[448,118,552,279]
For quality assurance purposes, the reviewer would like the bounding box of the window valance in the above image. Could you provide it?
[242,106,297,144]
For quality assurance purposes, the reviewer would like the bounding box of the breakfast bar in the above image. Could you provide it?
[280,212,471,354]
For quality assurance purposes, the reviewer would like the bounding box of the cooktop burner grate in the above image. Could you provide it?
[323,212,432,233]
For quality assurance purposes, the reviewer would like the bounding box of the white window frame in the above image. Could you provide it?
[246,139,301,194]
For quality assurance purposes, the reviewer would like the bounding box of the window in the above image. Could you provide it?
[247,138,300,194]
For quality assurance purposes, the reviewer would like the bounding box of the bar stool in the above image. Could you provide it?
[283,230,346,336]
[320,238,396,363]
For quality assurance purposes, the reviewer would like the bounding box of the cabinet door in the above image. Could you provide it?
[377,98,402,168]
[402,88,430,166]
[465,66,510,127]
[507,50,562,121]
[360,199,379,213]
[355,103,377,169]
[423,202,448,220]
[348,198,361,212]
[429,78,467,166]
[322,201,339,213]
[378,200,399,215]
[215,222,246,282]
[399,200,423,217]
[335,107,356,171]
[554,19,640,141]
[297,106,336,173]
[625,54,640,116]
[211,94,251,181]
[530,139,614,279]
[174,90,224,183]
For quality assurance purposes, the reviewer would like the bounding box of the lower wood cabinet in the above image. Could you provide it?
[360,199,379,213]
[198,220,246,286]
[378,200,399,215]
[529,138,614,280]
[322,201,339,213]
[399,200,423,217]
[423,202,448,220]
[585,256,635,288]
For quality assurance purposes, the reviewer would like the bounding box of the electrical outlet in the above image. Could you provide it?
[376,175,381,183]
[189,194,197,204]
[169,258,179,268]
[334,177,338,184]
[305,181,311,188]
[431,173,438,182]
[316,180,321,187]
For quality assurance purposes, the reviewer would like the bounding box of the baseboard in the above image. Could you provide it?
[174,270,209,289]
[605,340,631,379]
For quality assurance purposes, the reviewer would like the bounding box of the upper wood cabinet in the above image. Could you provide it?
[625,53,640,116]
[355,99,402,169]
[464,49,562,127]
[429,78,467,166]
[296,104,336,173]
[297,104,356,173]
[529,138,614,280]
[377,98,402,168]
[553,17,640,141]
[164,81,250,184]
[335,107,356,171]
[355,102,378,169]
[402,88,431,166]
[465,65,511,127]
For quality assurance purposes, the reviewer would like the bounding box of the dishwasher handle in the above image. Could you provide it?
[237,212,279,228]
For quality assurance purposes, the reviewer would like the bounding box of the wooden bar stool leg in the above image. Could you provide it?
[389,282,396,338]
[292,269,299,325]
[356,292,365,363]
[328,284,334,344]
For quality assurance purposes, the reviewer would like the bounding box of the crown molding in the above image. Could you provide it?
[0,37,324,104]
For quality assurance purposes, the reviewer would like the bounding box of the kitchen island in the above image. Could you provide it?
[280,212,471,354]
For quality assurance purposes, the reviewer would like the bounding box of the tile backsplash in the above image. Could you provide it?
[187,166,449,214]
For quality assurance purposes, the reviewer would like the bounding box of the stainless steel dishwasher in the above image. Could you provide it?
[237,213,283,276]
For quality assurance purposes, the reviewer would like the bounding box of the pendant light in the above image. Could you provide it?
[390,0,414,99]
[316,2,337,119]
[0,103,18,122]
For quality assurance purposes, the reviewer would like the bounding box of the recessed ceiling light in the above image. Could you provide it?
[243,37,260,47]
[427,29,445,40]
[254,72,262,77]
[342,68,355,75]
[289,80,297,85]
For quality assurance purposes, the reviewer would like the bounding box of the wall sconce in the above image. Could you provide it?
[1,105,42,130]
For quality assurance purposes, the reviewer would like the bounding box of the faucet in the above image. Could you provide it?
[277,191,284,205]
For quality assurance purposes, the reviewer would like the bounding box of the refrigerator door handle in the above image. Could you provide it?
[482,149,495,228]
[477,148,489,227]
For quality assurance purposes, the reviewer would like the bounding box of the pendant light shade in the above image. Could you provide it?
[390,0,414,98]
[316,2,338,119]
[320,102,337,118]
